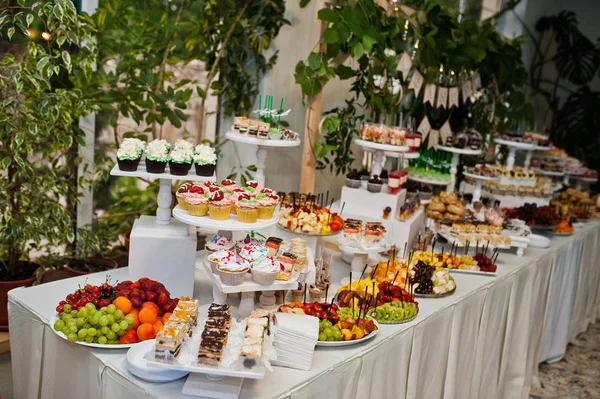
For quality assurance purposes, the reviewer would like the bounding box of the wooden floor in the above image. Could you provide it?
[0,333,9,354]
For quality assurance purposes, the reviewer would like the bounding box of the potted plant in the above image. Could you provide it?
[0,0,97,329]
[63,228,118,277]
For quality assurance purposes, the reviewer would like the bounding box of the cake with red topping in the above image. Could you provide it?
[208,191,231,220]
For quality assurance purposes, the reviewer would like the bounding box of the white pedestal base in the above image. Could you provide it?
[182,373,244,399]
[129,215,197,297]
[339,186,407,220]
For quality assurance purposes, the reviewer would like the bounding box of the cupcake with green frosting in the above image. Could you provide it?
[168,148,193,176]
[193,144,217,177]
[117,138,145,171]
[145,139,170,173]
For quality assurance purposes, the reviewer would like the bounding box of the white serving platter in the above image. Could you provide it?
[110,163,215,182]
[173,205,279,231]
[315,320,379,347]
[49,313,136,349]
[226,131,300,147]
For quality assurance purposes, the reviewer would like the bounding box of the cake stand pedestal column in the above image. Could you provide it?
[372,150,384,176]
[255,147,268,188]
[524,149,533,169]
[506,146,517,171]
[448,153,460,192]
[258,291,278,310]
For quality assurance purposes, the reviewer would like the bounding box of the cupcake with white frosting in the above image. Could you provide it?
[168,148,193,176]
[217,259,249,286]
[194,144,217,177]
[117,138,145,171]
[145,139,170,173]
[251,255,281,285]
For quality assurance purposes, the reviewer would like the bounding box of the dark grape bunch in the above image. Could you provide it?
[410,261,435,294]
[503,203,559,226]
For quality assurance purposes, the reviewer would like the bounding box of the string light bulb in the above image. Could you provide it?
[41,31,51,41]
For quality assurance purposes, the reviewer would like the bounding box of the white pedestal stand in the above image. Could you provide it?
[462,172,499,203]
[339,244,388,272]
[524,145,550,169]
[437,146,482,193]
[495,139,535,171]
[573,176,598,190]
[110,163,215,297]
[407,174,450,188]
[225,131,300,187]
[354,139,410,176]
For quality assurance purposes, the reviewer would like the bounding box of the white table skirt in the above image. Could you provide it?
[8,221,600,399]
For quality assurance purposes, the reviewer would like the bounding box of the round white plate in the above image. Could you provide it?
[546,230,574,236]
[532,168,564,177]
[407,174,451,186]
[462,171,499,181]
[437,146,483,156]
[225,131,301,147]
[173,205,279,231]
[383,151,420,159]
[413,286,456,298]
[495,138,536,150]
[127,340,189,382]
[276,225,341,237]
[573,176,598,183]
[316,320,379,347]
[527,234,551,248]
[338,244,388,255]
[354,139,410,152]
[49,313,136,349]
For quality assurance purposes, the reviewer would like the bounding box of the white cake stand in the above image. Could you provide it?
[524,145,550,169]
[225,131,300,187]
[462,172,499,202]
[573,175,598,190]
[494,138,535,171]
[407,174,451,187]
[437,146,483,193]
[110,163,216,297]
[531,168,564,177]
[339,244,388,272]
[354,139,410,176]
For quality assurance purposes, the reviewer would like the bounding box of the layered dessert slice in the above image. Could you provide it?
[155,326,187,360]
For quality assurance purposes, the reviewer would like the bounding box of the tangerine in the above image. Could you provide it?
[137,323,156,341]
[142,302,159,314]
[125,312,140,329]
[153,320,163,333]
[128,307,140,316]
[138,307,158,324]
[113,297,133,314]
[161,312,172,324]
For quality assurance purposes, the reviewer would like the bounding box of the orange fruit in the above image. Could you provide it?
[125,312,140,329]
[161,312,172,324]
[113,297,133,314]
[137,323,156,341]
[138,307,158,324]
[153,320,163,333]
[128,307,140,316]
[142,302,159,314]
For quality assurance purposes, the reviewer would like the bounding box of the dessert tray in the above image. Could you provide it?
[110,163,216,181]
[434,227,511,249]
[225,131,300,147]
[276,225,341,237]
[173,205,279,231]
[528,224,558,231]
[407,173,451,186]
[495,138,536,150]
[413,287,456,298]
[354,139,410,152]
[49,313,137,349]
[127,340,190,382]
[200,251,310,293]
[139,305,275,380]
[546,230,574,236]
[448,268,497,277]
[437,146,483,156]
[462,171,499,181]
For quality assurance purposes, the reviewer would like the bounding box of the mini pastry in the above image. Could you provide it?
[145,139,170,173]
[247,120,259,137]
[117,138,145,171]
[265,237,283,257]
[193,144,217,177]
[186,188,210,216]
[426,210,444,219]
[446,204,464,216]
[168,148,193,176]
[235,234,264,253]
[207,249,236,273]
[276,252,297,281]
[216,261,249,286]
[236,194,260,223]
[256,192,279,220]
[238,243,268,264]
[175,182,194,210]
[251,255,280,285]
[220,179,237,193]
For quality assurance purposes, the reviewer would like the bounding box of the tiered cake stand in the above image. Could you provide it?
[495,138,535,171]
[462,171,499,202]
[524,145,550,169]
[225,131,300,187]
[110,163,216,297]
[437,146,483,193]
[354,139,410,176]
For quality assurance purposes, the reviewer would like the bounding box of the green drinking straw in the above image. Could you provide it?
[278,98,284,128]
[258,94,262,122]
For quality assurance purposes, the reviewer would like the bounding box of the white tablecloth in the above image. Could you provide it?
[8,221,600,399]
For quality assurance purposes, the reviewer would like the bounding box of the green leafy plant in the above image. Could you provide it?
[0,0,97,278]
[296,0,531,175]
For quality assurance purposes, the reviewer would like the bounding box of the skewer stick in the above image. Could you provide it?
[359,264,369,281]
[303,283,307,304]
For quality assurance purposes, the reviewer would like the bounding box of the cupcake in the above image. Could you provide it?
[186,189,209,216]
[173,139,195,156]
[238,243,268,265]
[216,261,249,286]
[193,145,217,177]
[207,249,236,273]
[346,169,362,189]
[145,139,170,173]
[235,234,264,254]
[246,180,260,190]
[242,186,257,198]
[116,138,145,171]
[220,179,237,193]
[251,255,280,285]
[309,285,325,302]
[205,235,235,254]
[256,192,279,220]
[168,148,193,176]
[229,188,246,215]
[207,190,230,220]
[175,182,194,209]
[236,194,260,223]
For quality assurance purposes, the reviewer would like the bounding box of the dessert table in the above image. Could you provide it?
[8,221,600,399]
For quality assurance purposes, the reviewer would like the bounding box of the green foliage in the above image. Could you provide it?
[296,0,531,175]
[0,0,97,275]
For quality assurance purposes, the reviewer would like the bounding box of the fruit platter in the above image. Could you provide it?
[336,274,419,324]
[52,277,181,348]
[277,193,344,236]
[503,203,559,230]
[549,220,575,236]
[278,301,379,345]
[409,249,498,275]
[409,261,456,297]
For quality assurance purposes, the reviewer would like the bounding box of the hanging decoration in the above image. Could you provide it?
[436,86,448,109]
[461,79,473,103]
[440,120,452,144]
[448,87,460,108]
[397,51,413,80]
[408,68,424,97]
[423,84,437,105]
[472,71,482,91]
[417,115,431,136]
